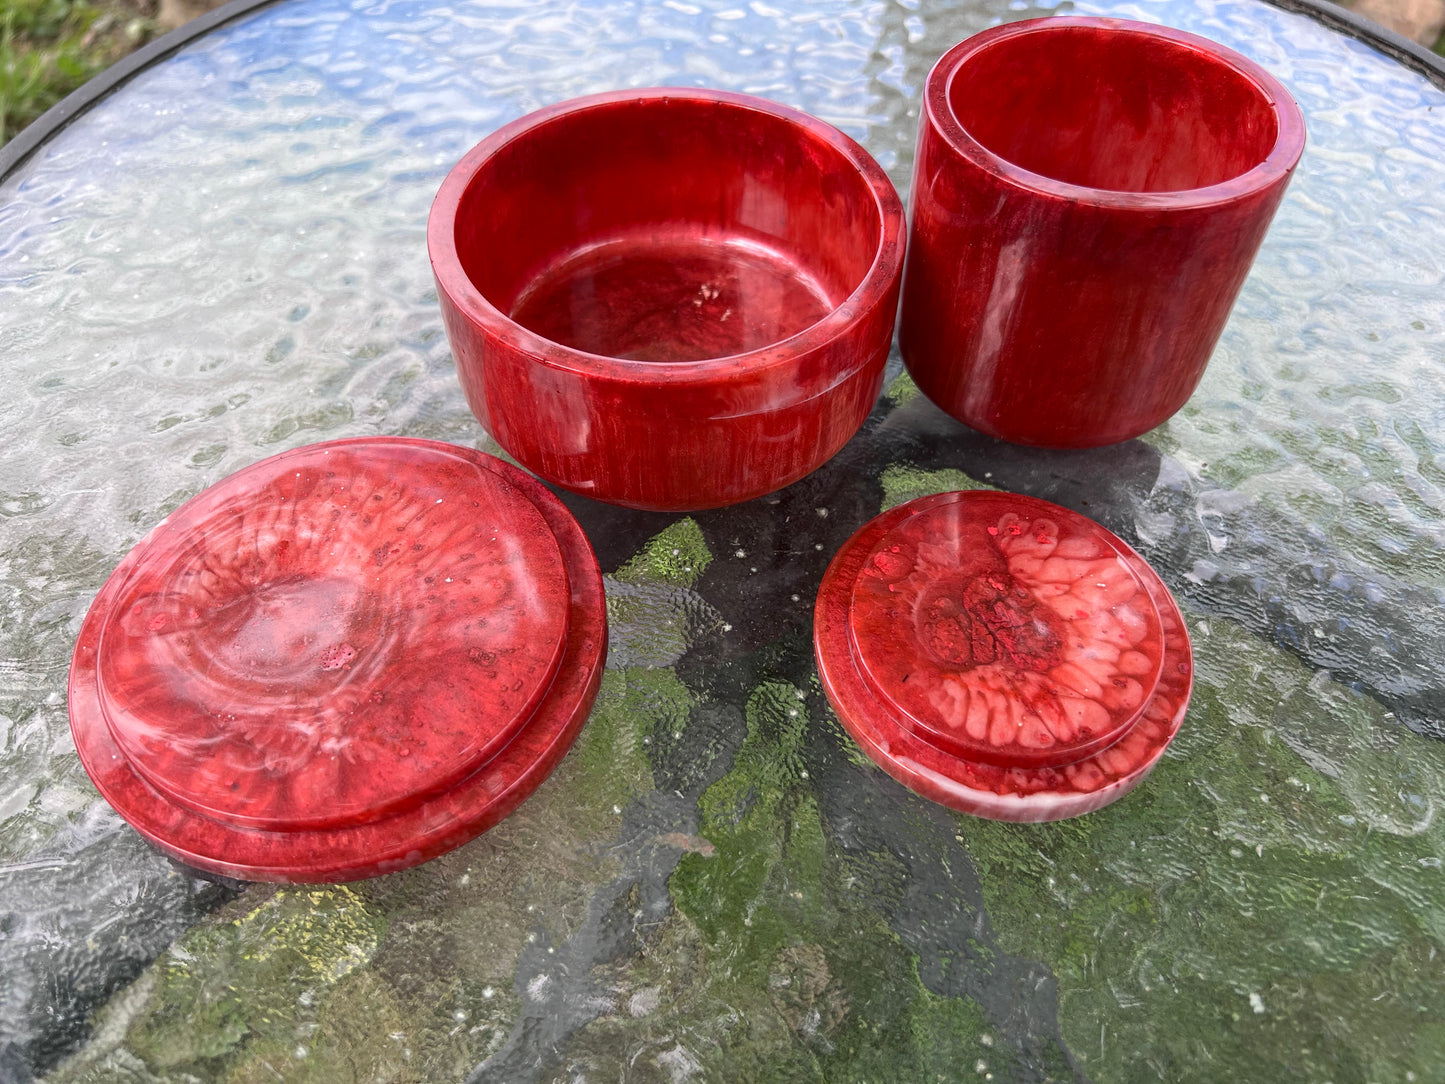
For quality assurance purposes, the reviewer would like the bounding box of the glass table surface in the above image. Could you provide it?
[1,0,1443,1079]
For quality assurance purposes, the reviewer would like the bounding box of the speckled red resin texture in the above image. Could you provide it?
[68,438,607,882]
[899,17,1306,448]
[815,491,1192,822]
[429,88,905,512]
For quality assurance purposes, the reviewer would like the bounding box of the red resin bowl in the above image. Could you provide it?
[68,438,607,882]
[815,491,1193,822]
[429,88,905,511]
[898,18,1306,448]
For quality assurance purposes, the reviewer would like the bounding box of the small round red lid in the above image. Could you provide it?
[815,491,1191,822]
[68,437,607,881]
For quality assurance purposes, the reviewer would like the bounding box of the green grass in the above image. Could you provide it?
[0,0,156,145]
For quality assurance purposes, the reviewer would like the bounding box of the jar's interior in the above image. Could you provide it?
[947,28,1280,193]
[455,98,883,362]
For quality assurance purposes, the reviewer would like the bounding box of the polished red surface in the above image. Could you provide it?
[429,88,905,511]
[68,438,607,882]
[815,491,1192,822]
[898,18,1306,448]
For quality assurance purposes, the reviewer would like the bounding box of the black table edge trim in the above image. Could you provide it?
[1261,0,1445,88]
[1,0,1442,183]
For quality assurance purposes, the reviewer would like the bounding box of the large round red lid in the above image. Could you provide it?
[68,437,607,881]
[815,490,1191,822]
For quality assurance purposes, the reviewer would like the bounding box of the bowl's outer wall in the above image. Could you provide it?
[437,275,900,511]
[899,19,1306,449]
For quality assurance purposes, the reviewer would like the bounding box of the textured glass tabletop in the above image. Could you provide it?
[2,0,1444,1079]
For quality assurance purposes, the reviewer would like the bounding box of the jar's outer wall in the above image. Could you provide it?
[898,18,1305,449]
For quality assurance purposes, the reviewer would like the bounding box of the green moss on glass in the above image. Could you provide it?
[614,517,712,588]
[879,465,997,512]
[957,615,1445,1082]
[1317,379,1404,405]
[816,684,877,774]
[885,370,920,406]
[570,666,695,815]
[1199,443,1288,490]
[664,681,1008,1078]
[106,886,385,1071]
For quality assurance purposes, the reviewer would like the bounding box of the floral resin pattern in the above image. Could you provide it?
[817,491,1192,821]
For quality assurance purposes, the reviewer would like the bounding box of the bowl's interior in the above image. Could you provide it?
[947,27,1280,193]
[454,97,883,362]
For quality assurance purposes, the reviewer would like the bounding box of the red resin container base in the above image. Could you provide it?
[898,17,1306,448]
[430,88,905,511]
[815,491,1192,822]
[68,437,607,882]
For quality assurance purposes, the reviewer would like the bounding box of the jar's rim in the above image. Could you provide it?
[925,16,1308,212]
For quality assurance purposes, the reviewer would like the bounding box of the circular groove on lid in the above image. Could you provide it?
[94,441,570,830]
[847,490,1165,768]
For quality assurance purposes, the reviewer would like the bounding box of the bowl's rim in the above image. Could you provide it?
[427,87,905,384]
[927,16,1308,211]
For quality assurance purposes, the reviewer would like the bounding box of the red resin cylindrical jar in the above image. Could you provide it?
[430,89,905,511]
[898,18,1306,448]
